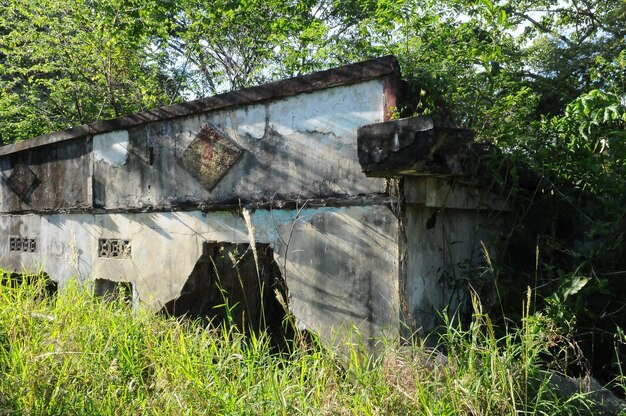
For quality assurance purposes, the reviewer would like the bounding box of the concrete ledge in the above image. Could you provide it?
[357,116,479,176]
[0,194,397,216]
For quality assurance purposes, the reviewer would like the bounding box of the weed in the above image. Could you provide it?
[1,269,620,414]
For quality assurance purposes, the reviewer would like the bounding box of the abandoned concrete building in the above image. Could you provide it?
[0,56,507,344]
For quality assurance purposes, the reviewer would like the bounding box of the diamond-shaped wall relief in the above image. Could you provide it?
[177,124,243,191]
[7,163,38,202]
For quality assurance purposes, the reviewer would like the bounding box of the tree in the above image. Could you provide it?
[0,0,180,143]
[166,0,398,96]
[341,0,625,382]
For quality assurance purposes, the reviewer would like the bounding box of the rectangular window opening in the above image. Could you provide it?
[8,236,37,253]
[98,239,131,259]
[94,278,134,305]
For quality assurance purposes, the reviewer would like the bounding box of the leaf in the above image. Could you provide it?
[499,9,507,25]
[603,104,619,122]
[562,276,590,300]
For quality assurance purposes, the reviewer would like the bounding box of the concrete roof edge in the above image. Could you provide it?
[0,55,401,157]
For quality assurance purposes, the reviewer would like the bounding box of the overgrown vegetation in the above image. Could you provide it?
[0,272,621,415]
[1,0,625,405]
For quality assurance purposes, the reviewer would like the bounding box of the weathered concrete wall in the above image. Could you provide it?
[0,139,92,212]
[91,80,388,209]
[0,206,400,341]
[270,205,400,343]
[401,177,506,335]
[0,57,403,343]
[0,57,509,346]
[0,80,389,214]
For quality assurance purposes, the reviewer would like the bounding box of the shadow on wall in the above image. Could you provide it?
[161,241,291,343]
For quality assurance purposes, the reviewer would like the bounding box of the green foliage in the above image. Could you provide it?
[167,0,403,95]
[0,0,181,143]
[360,0,626,385]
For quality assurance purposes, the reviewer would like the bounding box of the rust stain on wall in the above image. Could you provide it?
[178,124,242,191]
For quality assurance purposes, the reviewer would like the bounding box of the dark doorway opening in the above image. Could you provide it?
[1,271,58,298]
[94,278,134,305]
[162,241,289,339]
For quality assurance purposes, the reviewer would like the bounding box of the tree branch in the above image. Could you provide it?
[506,8,575,47]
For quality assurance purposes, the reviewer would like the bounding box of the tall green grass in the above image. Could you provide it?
[0,272,617,415]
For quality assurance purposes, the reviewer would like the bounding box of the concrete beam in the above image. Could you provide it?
[357,116,481,177]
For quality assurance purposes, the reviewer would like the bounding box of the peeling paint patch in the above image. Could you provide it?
[268,80,384,138]
[234,105,267,140]
[94,130,130,166]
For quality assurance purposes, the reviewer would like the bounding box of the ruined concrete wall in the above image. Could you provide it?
[356,116,510,338]
[0,80,389,213]
[91,80,388,210]
[402,177,506,335]
[0,72,402,342]
[0,206,400,341]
